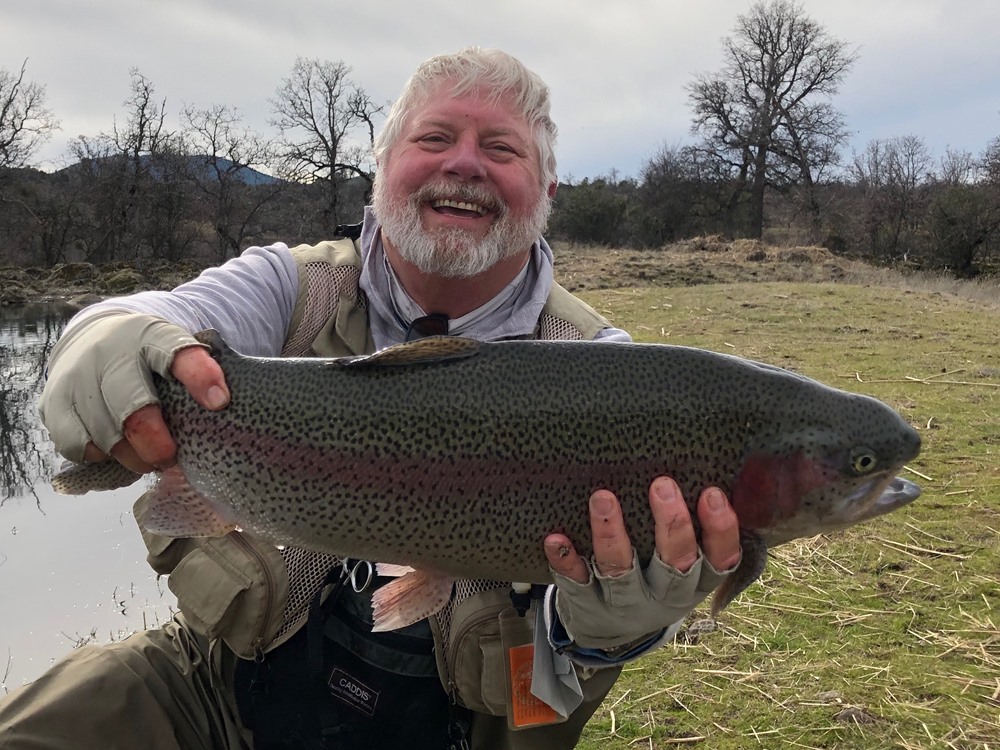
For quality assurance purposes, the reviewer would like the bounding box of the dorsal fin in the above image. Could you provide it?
[194,328,231,353]
[334,336,482,368]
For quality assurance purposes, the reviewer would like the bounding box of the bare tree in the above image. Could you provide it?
[849,135,933,263]
[113,69,168,161]
[69,69,191,263]
[919,137,1000,276]
[982,135,1000,185]
[68,133,127,263]
[687,0,856,238]
[0,59,60,170]
[141,132,199,263]
[182,104,283,260]
[981,134,1000,262]
[269,58,385,232]
[937,147,977,186]
[634,143,730,246]
[0,169,84,265]
[0,61,62,264]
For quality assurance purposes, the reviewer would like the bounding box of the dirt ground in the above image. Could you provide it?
[551,236,861,292]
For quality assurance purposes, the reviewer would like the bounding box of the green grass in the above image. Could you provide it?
[574,282,1000,749]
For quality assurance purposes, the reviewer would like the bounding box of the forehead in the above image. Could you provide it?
[403,80,533,137]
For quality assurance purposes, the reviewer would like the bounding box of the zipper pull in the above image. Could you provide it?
[446,682,471,750]
[509,581,532,617]
[248,643,269,697]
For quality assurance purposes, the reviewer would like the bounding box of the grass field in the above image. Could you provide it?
[573,280,1000,750]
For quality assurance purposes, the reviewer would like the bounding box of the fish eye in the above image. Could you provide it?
[851,448,878,474]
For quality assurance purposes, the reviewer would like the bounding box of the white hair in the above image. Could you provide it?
[374,47,558,186]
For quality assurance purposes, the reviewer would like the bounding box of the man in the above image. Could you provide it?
[0,48,740,749]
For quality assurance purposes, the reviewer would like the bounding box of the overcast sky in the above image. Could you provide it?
[5,0,999,181]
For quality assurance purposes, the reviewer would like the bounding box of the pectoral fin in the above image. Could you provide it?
[370,569,455,632]
[710,531,768,616]
[376,563,416,578]
[137,466,240,538]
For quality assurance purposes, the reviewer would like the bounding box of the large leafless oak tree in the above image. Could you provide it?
[687,0,856,239]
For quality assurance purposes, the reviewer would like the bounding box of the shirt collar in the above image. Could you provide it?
[359,206,554,348]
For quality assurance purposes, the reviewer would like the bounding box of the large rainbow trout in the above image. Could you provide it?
[53,331,921,629]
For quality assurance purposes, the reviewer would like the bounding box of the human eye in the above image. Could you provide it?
[485,140,523,158]
[416,130,451,148]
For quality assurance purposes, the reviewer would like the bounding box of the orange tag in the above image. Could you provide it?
[507,644,560,728]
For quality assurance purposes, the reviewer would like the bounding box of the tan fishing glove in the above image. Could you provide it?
[39,311,202,462]
[547,548,736,651]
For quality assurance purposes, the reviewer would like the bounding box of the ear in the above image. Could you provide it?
[547,180,557,199]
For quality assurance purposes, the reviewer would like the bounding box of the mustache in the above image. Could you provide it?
[411,181,507,218]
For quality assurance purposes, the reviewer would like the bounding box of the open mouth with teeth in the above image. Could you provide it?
[430,198,489,217]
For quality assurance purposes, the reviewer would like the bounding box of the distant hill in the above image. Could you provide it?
[54,154,282,187]
[186,156,282,186]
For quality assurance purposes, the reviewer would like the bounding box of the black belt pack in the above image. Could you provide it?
[234,566,465,750]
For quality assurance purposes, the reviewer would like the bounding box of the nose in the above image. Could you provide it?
[440,134,486,181]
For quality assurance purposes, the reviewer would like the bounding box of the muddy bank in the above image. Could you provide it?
[1,259,203,307]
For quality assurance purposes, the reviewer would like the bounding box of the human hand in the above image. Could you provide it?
[542,476,741,650]
[39,312,229,472]
[94,345,228,473]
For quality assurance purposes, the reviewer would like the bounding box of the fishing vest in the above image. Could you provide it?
[136,235,613,718]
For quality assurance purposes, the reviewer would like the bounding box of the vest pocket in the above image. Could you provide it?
[474,632,508,715]
[134,490,288,657]
[168,542,253,640]
[446,588,516,716]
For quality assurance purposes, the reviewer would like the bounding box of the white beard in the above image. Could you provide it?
[372,177,551,278]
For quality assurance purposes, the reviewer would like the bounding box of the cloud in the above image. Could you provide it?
[4,0,998,177]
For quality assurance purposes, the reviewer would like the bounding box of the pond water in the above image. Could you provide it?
[0,304,176,693]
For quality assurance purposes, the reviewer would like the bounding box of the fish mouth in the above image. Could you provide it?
[846,475,921,522]
[878,476,921,507]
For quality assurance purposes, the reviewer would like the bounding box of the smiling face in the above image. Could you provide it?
[372,80,556,278]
